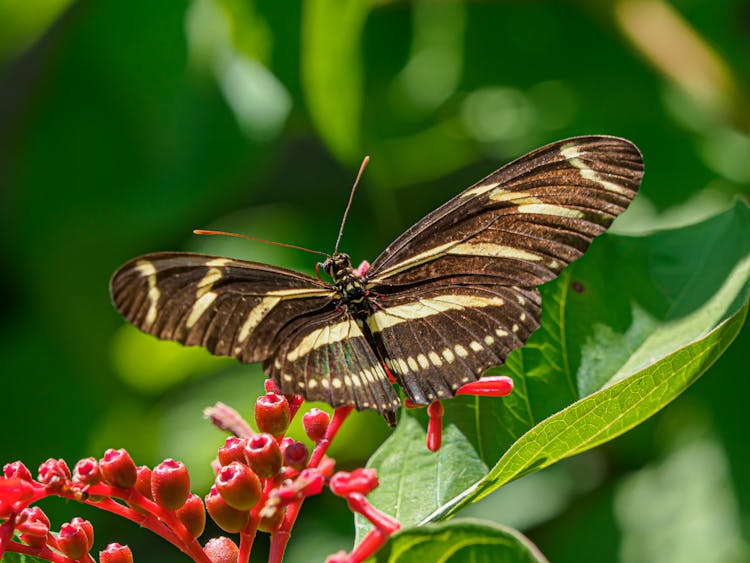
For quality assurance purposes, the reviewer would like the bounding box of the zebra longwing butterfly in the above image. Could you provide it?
[110,136,643,426]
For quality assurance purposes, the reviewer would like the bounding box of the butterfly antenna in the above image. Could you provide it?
[193,230,329,258]
[334,155,370,255]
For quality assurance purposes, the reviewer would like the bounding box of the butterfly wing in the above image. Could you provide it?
[110,252,401,417]
[364,136,643,403]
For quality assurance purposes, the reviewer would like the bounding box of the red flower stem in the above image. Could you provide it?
[309,406,353,468]
[346,493,400,534]
[238,509,260,563]
[83,485,212,563]
[5,541,75,563]
[0,516,16,559]
[346,530,389,563]
[269,406,354,563]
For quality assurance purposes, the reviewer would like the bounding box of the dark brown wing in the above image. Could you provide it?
[110,252,401,418]
[364,136,643,403]
[264,310,400,415]
[110,252,335,362]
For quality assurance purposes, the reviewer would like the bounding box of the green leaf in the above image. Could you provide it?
[301,0,371,162]
[358,200,750,538]
[374,519,548,563]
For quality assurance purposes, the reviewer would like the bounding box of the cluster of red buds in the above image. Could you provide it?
[0,380,403,563]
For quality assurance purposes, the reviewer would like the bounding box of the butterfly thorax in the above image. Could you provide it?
[322,253,370,314]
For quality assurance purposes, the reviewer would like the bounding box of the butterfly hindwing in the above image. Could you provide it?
[265,311,399,413]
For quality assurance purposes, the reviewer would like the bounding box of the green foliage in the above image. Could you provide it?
[375,519,548,563]
[2,0,749,561]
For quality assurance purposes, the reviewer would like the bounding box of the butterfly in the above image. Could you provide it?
[110,136,643,426]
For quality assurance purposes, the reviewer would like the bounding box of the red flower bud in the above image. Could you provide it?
[70,517,94,548]
[282,441,309,471]
[4,461,33,482]
[264,379,281,394]
[317,455,336,477]
[58,521,91,560]
[456,375,513,397]
[100,543,134,563]
[215,462,262,511]
[255,393,290,437]
[100,449,137,489]
[426,401,444,452]
[205,486,250,533]
[326,551,348,563]
[0,478,34,514]
[37,458,71,488]
[73,457,102,486]
[329,468,379,497]
[176,494,206,538]
[217,436,248,467]
[17,507,50,548]
[151,459,190,510]
[257,504,285,533]
[134,466,153,500]
[18,506,50,527]
[203,536,239,563]
[244,434,282,478]
[302,408,330,442]
[297,468,324,497]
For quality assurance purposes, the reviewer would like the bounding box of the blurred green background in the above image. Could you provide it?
[2,0,749,561]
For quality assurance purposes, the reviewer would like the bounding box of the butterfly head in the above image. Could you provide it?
[320,253,353,282]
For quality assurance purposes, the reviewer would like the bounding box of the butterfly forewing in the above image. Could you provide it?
[110,252,337,363]
[363,136,643,404]
[366,136,643,288]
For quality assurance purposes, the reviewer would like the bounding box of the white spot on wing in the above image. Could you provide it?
[428,351,443,367]
[469,341,483,352]
[448,243,541,262]
[454,344,468,358]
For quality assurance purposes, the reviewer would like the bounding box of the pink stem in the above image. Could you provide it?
[238,510,259,563]
[346,530,388,563]
[269,406,354,562]
[4,541,76,563]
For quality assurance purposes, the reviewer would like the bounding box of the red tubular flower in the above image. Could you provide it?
[426,401,444,452]
[203,536,239,563]
[100,449,137,489]
[176,494,207,538]
[297,468,324,497]
[264,379,281,394]
[282,441,309,471]
[70,517,94,549]
[346,493,400,535]
[17,507,50,548]
[255,393,290,437]
[151,459,190,510]
[73,457,102,486]
[3,461,33,482]
[134,465,153,500]
[37,458,71,488]
[205,486,250,533]
[100,543,134,563]
[302,408,330,443]
[329,468,379,497]
[244,434,282,478]
[217,436,248,467]
[57,521,91,560]
[456,375,514,396]
[0,477,35,511]
[317,455,337,477]
[215,462,262,511]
